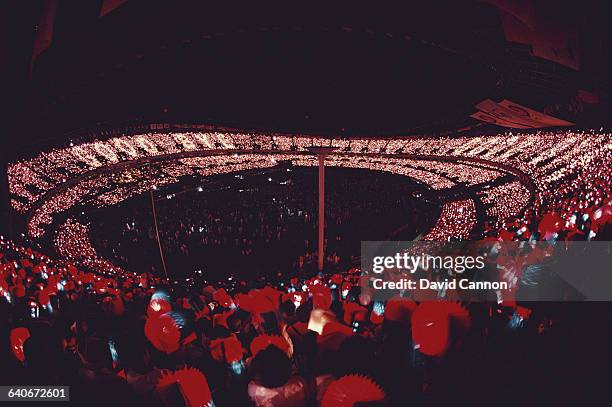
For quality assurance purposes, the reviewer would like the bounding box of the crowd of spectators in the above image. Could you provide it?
[3,129,612,406]
[13,130,610,240]
[87,167,438,280]
[2,191,610,405]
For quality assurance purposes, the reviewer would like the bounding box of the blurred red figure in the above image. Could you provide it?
[10,327,31,363]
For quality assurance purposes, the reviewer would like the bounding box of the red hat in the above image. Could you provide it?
[67,265,78,276]
[0,278,8,293]
[261,285,282,305]
[246,289,277,314]
[321,374,385,407]
[412,302,471,357]
[144,312,186,355]
[384,298,416,324]
[20,259,33,268]
[412,302,450,357]
[157,367,213,407]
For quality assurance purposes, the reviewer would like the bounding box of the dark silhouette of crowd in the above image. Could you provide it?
[2,195,611,406]
[90,167,438,280]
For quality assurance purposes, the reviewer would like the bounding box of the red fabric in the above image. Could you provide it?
[157,367,212,407]
[247,289,277,313]
[330,274,343,285]
[412,302,450,357]
[370,312,383,325]
[209,336,244,363]
[10,327,31,363]
[412,302,471,357]
[312,285,332,310]
[498,229,515,241]
[384,298,416,323]
[213,288,233,308]
[13,283,26,298]
[538,213,564,239]
[38,289,50,306]
[321,374,385,407]
[342,302,367,325]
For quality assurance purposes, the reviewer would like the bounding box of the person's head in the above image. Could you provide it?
[249,345,291,388]
[279,300,296,322]
[23,323,64,372]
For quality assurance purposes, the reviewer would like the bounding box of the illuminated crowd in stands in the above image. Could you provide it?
[55,219,132,279]
[1,193,610,405]
[58,168,437,280]
[10,129,610,243]
[478,181,531,228]
[24,153,515,238]
[422,200,476,241]
[2,128,611,405]
[9,129,607,214]
[13,128,607,285]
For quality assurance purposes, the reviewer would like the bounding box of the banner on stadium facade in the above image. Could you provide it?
[471,99,573,129]
[469,111,531,129]
[497,100,574,127]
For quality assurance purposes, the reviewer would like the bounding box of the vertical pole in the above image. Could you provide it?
[318,154,325,272]
[150,189,169,280]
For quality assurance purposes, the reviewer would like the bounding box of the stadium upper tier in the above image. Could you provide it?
[6,127,610,242]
